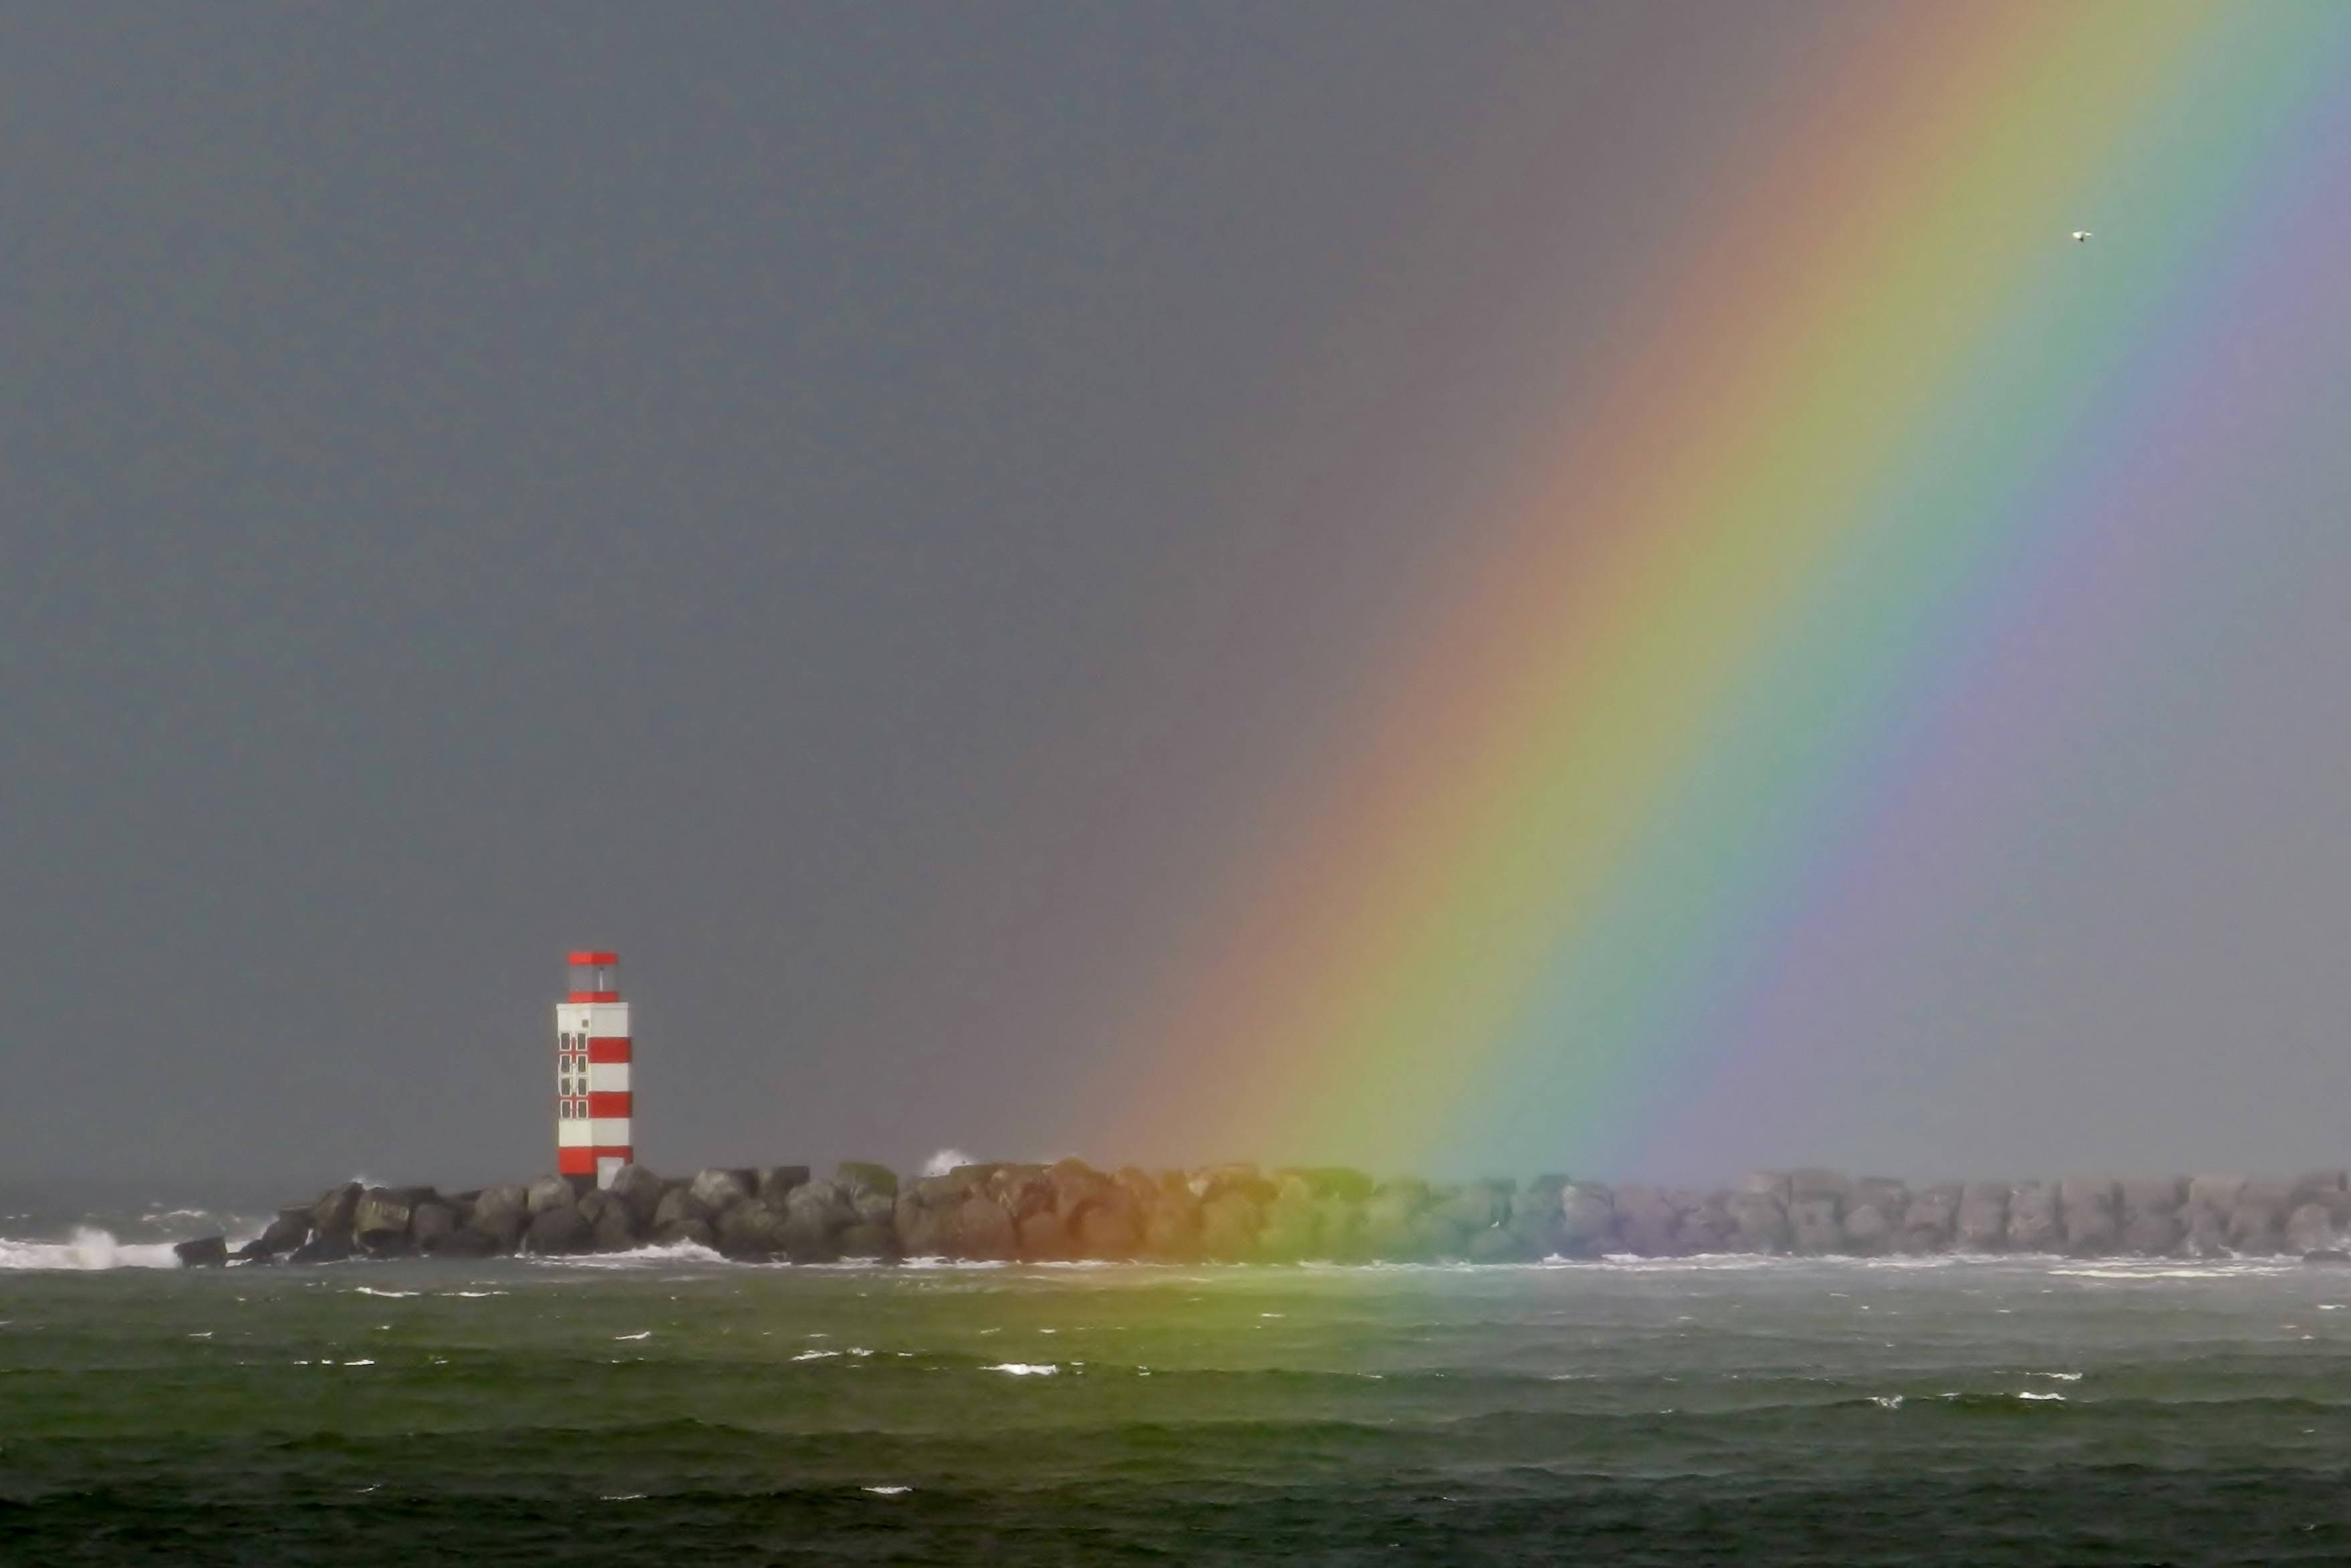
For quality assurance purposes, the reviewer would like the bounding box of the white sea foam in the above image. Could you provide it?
[863,1485,912,1495]
[985,1362,1060,1376]
[0,1227,182,1271]
[920,1149,977,1178]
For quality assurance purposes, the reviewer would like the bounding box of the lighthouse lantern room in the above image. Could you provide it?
[555,950,633,1188]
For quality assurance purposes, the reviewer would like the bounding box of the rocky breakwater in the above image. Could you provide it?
[171,1163,2351,1266]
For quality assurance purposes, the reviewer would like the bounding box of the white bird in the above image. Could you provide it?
[2071,230,2092,242]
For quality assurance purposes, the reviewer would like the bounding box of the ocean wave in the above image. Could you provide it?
[0,1227,183,1271]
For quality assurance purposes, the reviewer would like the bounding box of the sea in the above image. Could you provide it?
[8,1192,2351,1565]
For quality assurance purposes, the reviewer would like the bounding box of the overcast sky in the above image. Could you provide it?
[4,6,2346,1190]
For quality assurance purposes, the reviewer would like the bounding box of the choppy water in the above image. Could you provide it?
[9,1219,2351,1564]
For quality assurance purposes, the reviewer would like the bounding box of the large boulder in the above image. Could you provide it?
[410,1202,459,1254]
[652,1188,713,1232]
[255,1206,312,1259]
[1786,1170,1854,1206]
[689,1168,753,1213]
[1725,1190,1788,1253]
[433,1227,499,1258]
[757,1166,813,1206]
[781,1182,850,1262]
[654,1216,717,1249]
[1198,1192,1262,1261]
[2058,1176,2120,1255]
[716,1200,786,1259]
[2119,1177,2183,1221]
[1017,1208,1072,1261]
[838,1222,897,1259]
[2119,1210,2181,1256]
[2229,1182,2292,1254]
[527,1175,578,1215]
[1787,1196,1844,1255]
[352,1188,418,1255]
[1894,1185,1959,1253]
[893,1196,953,1258]
[1075,1202,1140,1259]
[2187,1174,2248,1218]
[312,1182,363,1242]
[1840,1201,1894,1255]
[287,1233,353,1265]
[1558,1184,1617,1257]
[2286,1203,2338,1255]
[1956,1183,2008,1250]
[523,1205,592,1255]
[607,1164,667,1225]
[1142,1194,1203,1259]
[174,1236,229,1268]
[2005,1182,2060,1253]
[1612,1186,1681,1257]
[591,1204,641,1253]
[950,1195,1018,1261]
[836,1162,897,1201]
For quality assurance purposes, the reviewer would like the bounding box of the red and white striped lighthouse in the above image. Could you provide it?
[555,951,632,1187]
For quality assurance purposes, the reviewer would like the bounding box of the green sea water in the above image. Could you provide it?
[8,1246,2351,1564]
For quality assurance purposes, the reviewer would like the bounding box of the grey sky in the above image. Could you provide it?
[3,7,2345,1188]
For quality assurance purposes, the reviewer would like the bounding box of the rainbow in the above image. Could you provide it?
[1100,2,2351,1177]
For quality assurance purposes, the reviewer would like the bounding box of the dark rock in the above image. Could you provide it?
[288,1233,353,1265]
[1142,1195,1202,1260]
[716,1200,786,1259]
[435,1228,498,1258]
[1017,1208,1072,1261]
[951,1195,1019,1261]
[689,1168,752,1213]
[2006,1182,2060,1253]
[652,1188,714,1231]
[526,1176,577,1215]
[1074,1202,1140,1259]
[1842,1203,1894,1255]
[2119,1176,2183,1219]
[1725,1190,1788,1254]
[524,1205,592,1256]
[2286,1203,2337,1255]
[592,1204,641,1253]
[1787,1196,1844,1255]
[410,1203,459,1253]
[894,1196,954,1257]
[1467,1224,1531,1262]
[312,1182,363,1241]
[1957,1183,2008,1251]
[1198,1192,1261,1261]
[353,1188,416,1254]
[1786,1169,1853,1205]
[1613,1186,1681,1257]
[838,1221,897,1259]
[757,1166,813,1206]
[2187,1174,2248,1216]
[1558,1184,1617,1257]
[654,1217,717,1249]
[2119,1211,2181,1256]
[2058,1176,2120,1255]
[174,1235,228,1268]
[231,1237,277,1264]
[836,1161,898,1200]
[608,1164,667,1224]
[255,1206,312,1257]
[1894,1185,1959,1253]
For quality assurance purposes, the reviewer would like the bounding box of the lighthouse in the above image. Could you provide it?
[555,950,633,1188]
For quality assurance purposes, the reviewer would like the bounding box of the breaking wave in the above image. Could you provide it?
[0,1226,184,1271]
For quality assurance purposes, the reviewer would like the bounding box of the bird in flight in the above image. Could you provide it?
[2071,230,2093,243]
